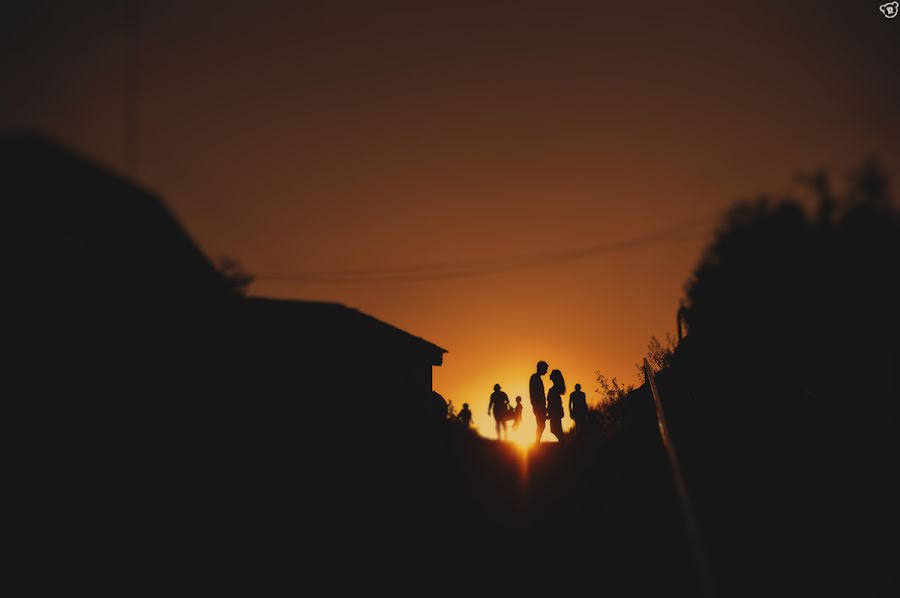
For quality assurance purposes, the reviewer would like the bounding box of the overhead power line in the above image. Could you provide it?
[253,215,714,285]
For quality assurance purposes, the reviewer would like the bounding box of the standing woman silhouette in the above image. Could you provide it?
[546,369,567,443]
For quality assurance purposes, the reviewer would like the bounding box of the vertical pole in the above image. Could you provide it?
[125,0,141,178]
[644,358,715,598]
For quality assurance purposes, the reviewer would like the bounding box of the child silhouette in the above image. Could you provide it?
[512,396,523,430]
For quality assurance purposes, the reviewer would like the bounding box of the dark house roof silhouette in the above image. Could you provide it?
[4,133,230,301]
[246,297,447,365]
[5,133,447,368]
[7,134,461,598]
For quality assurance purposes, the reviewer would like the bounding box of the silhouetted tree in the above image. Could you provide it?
[444,398,458,421]
[616,160,900,597]
[682,159,899,401]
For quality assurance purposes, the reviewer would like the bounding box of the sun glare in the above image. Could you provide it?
[506,421,535,451]
[477,411,563,452]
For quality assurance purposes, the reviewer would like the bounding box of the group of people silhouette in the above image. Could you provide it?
[487,384,523,439]
[459,361,589,443]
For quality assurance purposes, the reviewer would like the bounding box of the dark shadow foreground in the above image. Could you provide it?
[4,136,898,596]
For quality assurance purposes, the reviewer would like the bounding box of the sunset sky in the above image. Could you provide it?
[4,1,897,437]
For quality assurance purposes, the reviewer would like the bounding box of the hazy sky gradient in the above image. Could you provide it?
[4,1,898,435]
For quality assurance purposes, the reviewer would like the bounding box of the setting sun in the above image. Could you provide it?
[505,420,535,451]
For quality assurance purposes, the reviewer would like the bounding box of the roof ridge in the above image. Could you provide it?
[246,296,447,354]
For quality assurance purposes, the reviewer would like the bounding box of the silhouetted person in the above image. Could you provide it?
[458,403,472,428]
[547,369,566,443]
[569,383,587,435]
[512,396,523,430]
[530,361,549,443]
[488,384,511,440]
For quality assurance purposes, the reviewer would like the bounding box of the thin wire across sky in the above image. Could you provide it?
[253,215,715,285]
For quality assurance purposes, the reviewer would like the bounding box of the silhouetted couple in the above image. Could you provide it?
[488,384,523,440]
[530,361,567,444]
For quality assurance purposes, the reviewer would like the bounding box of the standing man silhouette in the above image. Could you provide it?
[530,361,549,444]
[569,383,587,435]
[488,383,511,440]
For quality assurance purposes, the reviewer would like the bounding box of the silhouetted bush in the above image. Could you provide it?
[217,255,254,295]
